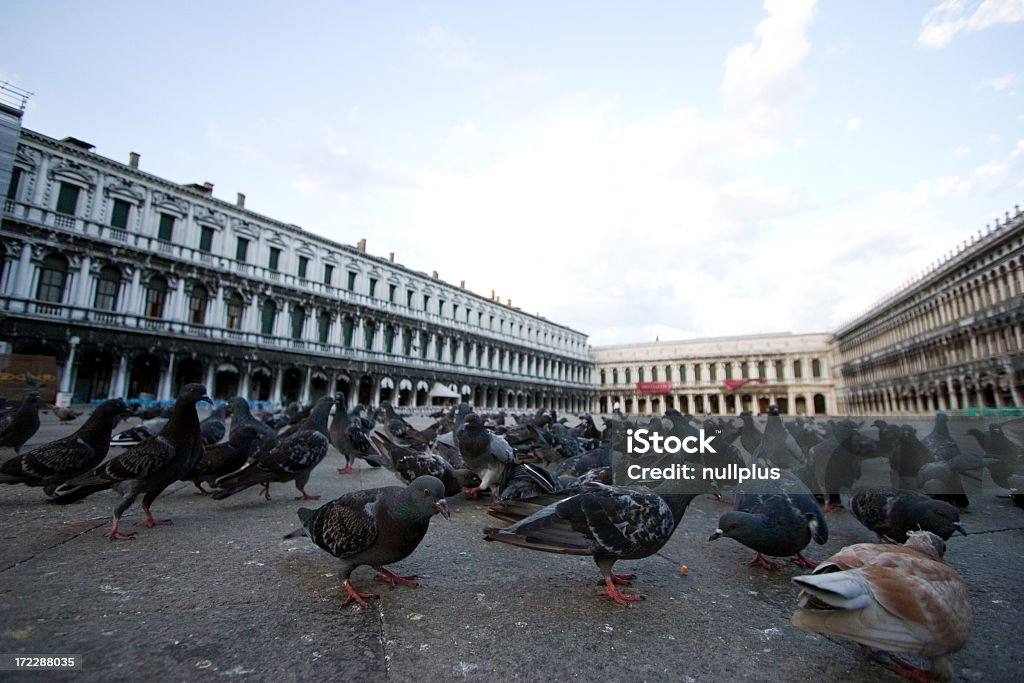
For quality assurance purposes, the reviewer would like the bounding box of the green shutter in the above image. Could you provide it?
[56,183,80,215]
[111,199,130,228]
[158,214,175,241]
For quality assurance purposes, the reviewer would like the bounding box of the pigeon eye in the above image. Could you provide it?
[423,489,431,496]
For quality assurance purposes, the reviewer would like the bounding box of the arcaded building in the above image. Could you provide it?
[0,113,592,411]
[591,332,835,416]
[833,205,1024,415]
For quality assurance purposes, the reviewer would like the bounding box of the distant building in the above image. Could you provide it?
[833,206,1024,415]
[591,332,834,416]
[0,125,592,411]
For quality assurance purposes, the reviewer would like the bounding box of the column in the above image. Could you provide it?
[59,336,81,395]
[301,367,312,404]
[111,355,129,398]
[204,363,216,397]
[158,352,177,401]
[74,256,92,308]
[272,366,285,406]
[13,242,33,299]
[240,361,252,400]
[1007,363,1023,407]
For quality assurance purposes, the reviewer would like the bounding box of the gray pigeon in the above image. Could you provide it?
[329,398,382,474]
[1,398,129,491]
[849,486,965,543]
[51,384,211,540]
[0,391,42,455]
[284,475,449,607]
[753,405,805,470]
[213,395,333,501]
[227,396,280,459]
[456,412,516,497]
[200,403,228,445]
[709,471,828,569]
[921,411,959,462]
[182,424,267,494]
[485,482,700,605]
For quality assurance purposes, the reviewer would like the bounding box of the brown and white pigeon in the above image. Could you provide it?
[284,475,449,607]
[0,398,129,492]
[485,482,700,605]
[51,384,211,540]
[792,530,971,683]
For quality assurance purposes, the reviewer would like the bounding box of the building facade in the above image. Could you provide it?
[833,205,1024,415]
[591,333,834,416]
[0,124,592,411]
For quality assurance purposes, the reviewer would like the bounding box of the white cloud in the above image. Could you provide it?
[847,117,861,132]
[415,25,480,72]
[919,0,1024,48]
[722,0,817,111]
[981,72,1016,91]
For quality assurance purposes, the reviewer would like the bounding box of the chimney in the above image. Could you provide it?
[460,280,465,288]
[491,289,496,300]
[389,252,395,262]
[357,238,366,252]
[236,192,246,208]
[129,152,140,169]
[432,270,438,278]
[508,299,512,307]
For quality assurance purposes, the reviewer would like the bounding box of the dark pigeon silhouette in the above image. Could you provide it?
[1,398,129,491]
[227,397,280,459]
[849,486,965,543]
[200,403,228,445]
[739,411,763,457]
[493,462,560,502]
[0,391,42,455]
[753,405,804,470]
[709,471,828,569]
[182,425,267,494]
[110,415,168,448]
[213,395,333,501]
[50,384,211,540]
[283,475,449,607]
[329,398,382,474]
[484,482,700,605]
[966,424,1022,489]
[889,425,936,490]
[52,406,83,424]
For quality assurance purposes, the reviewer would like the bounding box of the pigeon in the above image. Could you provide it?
[110,416,168,447]
[849,487,965,543]
[555,442,612,478]
[456,412,517,497]
[0,391,42,455]
[966,424,1022,489]
[484,482,700,605]
[182,425,267,494]
[752,405,804,470]
[921,411,960,462]
[739,411,763,457]
[889,425,936,490]
[52,406,83,424]
[709,471,828,569]
[493,462,560,502]
[50,384,212,540]
[200,402,228,445]
[329,398,382,474]
[0,398,130,491]
[791,530,971,683]
[227,397,280,457]
[283,475,449,607]
[212,395,333,501]
[369,432,479,497]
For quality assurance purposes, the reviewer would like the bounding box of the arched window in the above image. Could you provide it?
[225,292,244,330]
[94,265,121,311]
[383,324,395,353]
[260,299,277,335]
[188,284,208,324]
[36,254,69,303]
[625,368,632,384]
[290,305,306,339]
[638,367,645,382]
[342,316,355,347]
[145,275,168,318]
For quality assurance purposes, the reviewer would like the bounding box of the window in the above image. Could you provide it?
[383,325,395,353]
[55,183,80,215]
[369,277,378,298]
[236,237,250,262]
[709,364,717,382]
[812,359,822,378]
[363,320,375,349]
[453,304,459,320]
[36,254,69,303]
[317,312,331,343]
[323,263,334,285]
[775,360,785,380]
[793,360,802,379]
[347,271,357,291]
[260,300,277,335]
[389,284,396,303]
[600,369,606,386]
[406,289,414,307]
[157,214,175,242]
[290,305,305,339]
[438,299,446,317]
[188,284,208,325]
[298,256,309,279]
[93,266,120,311]
[268,247,281,272]
[423,294,430,312]
[402,328,412,355]
[342,316,355,346]
[693,364,702,382]
[226,292,244,330]
[110,199,131,229]
[145,276,168,318]
[678,365,687,383]
[6,167,23,200]
[758,360,767,378]
[199,226,214,253]
[741,361,749,378]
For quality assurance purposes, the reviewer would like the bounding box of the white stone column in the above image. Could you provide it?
[59,336,80,394]
[111,355,129,398]
[159,352,177,401]
[301,367,312,404]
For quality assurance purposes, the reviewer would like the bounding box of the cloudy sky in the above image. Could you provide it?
[3,1,1022,346]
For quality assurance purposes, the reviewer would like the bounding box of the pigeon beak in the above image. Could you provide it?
[708,529,724,542]
[202,394,214,405]
[953,522,967,536]
[435,498,451,520]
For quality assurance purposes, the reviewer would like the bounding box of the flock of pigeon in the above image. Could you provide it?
[3,386,1023,682]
